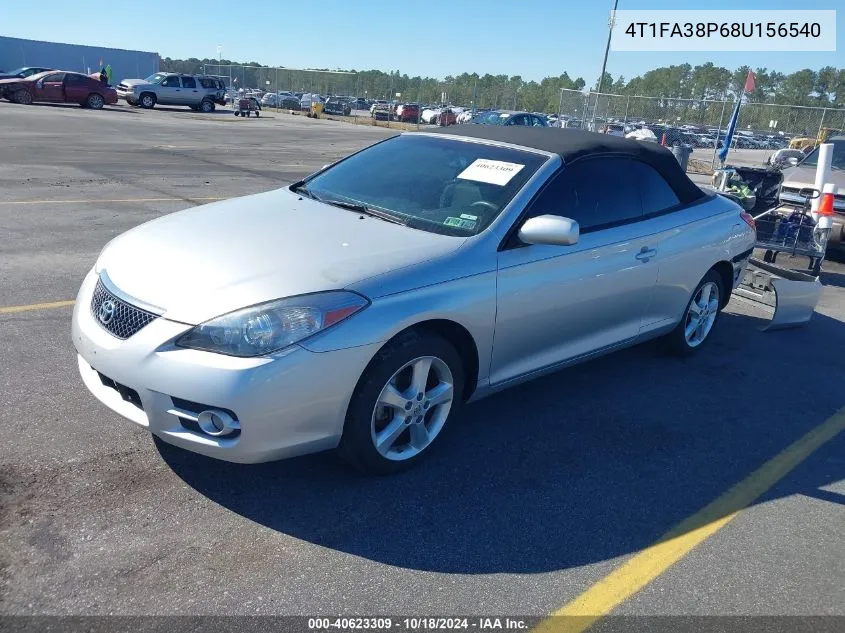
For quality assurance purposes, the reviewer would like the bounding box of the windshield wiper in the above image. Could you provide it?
[322,199,408,226]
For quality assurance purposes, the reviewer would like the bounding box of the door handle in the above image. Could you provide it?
[635,247,657,262]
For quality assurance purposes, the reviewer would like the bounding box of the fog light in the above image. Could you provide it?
[197,409,238,437]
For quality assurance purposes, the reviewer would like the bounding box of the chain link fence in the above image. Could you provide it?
[559,88,845,142]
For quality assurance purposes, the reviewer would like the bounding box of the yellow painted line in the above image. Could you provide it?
[0,197,226,205]
[0,300,76,314]
[534,406,845,633]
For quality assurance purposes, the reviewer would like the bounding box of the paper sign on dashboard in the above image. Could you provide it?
[457,159,525,186]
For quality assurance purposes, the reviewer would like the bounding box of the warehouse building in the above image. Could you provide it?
[0,36,159,83]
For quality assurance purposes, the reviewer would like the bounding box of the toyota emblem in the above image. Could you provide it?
[98,299,116,325]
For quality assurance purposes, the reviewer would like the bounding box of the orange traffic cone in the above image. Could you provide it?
[818,191,835,216]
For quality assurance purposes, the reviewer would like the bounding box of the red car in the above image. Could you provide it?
[393,103,420,122]
[0,70,117,109]
[433,108,458,126]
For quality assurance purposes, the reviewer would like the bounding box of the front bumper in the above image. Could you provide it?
[116,89,137,103]
[71,269,381,463]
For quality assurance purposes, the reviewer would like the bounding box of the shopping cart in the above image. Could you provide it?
[753,187,829,276]
[234,97,260,118]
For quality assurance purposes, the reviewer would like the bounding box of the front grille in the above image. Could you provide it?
[90,278,158,339]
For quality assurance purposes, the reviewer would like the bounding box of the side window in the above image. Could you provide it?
[181,76,196,89]
[64,74,86,86]
[42,73,65,83]
[630,161,680,215]
[532,115,546,127]
[509,114,528,126]
[524,158,643,233]
[161,76,180,87]
[198,78,213,89]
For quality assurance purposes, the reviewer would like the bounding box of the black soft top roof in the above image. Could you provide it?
[432,125,705,204]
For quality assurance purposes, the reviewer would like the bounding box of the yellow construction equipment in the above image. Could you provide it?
[788,127,844,151]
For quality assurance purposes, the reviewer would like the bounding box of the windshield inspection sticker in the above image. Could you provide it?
[457,159,525,186]
[444,216,477,230]
[460,213,478,221]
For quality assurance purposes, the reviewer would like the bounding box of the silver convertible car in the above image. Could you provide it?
[72,126,756,473]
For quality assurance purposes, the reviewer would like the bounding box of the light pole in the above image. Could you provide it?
[596,0,618,96]
[593,0,619,127]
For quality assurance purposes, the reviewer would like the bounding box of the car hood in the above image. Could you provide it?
[781,164,845,189]
[0,76,26,85]
[117,78,148,88]
[96,188,466,325]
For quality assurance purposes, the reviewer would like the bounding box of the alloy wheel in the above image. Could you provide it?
[684,281,720,347]
[370,356,454,461]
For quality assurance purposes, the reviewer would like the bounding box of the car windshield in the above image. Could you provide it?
[297,135,547,237]
[801,139,845,170]
[143,73,167,85]
[7,67,28,76]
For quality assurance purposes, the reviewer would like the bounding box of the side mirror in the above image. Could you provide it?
[518,215,579,246]
[787,157,799,166]
[36,80,44,88]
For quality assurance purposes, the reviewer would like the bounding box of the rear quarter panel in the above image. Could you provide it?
[642,193,755,332]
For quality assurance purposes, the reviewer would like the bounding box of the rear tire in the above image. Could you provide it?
[664,270,724,356]
[338,330,464,475]
[86,93,104,109]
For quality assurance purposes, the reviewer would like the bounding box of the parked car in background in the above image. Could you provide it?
[766,148,805,169]
[600,123,625,136]
[72,126,754,474]
[0,71,117,109]
[260,93,281,107]
[371,101,391,120]
[394,103,420,122]
[0,66,55,81]
[370,99,388,114]
[457,109,477,124]
[299,93,325,110]
[351,97,369,110]
[471,110,547,127]
[280,95,302,110]
[116,73,225,111]
[324,96,353,116]
[432,107,458,126]
[779,136,845,254]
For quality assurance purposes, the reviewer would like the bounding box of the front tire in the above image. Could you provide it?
[139,92,156,109]
[200,99,214,113]
[338,331,464,474]
[14,89,32,105]
[665,270,724,356]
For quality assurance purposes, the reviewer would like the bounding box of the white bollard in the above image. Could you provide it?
[810,143,834,221]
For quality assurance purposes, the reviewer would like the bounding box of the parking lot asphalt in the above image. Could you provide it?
[1,103,843,621]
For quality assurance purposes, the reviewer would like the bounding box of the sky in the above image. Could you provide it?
[2,0,841,84]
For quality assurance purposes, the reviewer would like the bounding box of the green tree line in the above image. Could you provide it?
[160,57,844,114]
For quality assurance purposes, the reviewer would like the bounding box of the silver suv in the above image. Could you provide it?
[116,73,226,112]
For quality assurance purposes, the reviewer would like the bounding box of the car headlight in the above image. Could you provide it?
[176,291,369,357]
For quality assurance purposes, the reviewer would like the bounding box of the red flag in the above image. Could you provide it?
[744,70,756,93]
